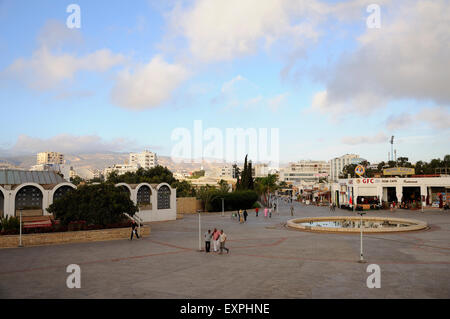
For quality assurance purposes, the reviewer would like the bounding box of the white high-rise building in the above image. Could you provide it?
[104,163,140,178]
[254,163,269,178]
[330,154,366,181]
[37,152,64,165]
[129,150,157,169]
[279,160,330,184]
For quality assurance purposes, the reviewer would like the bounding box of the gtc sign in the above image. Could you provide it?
[362,178,374,184]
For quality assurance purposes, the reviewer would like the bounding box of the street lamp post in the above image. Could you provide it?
[19,209,23,247]
[197,210,203,252]
[358,212,367,263]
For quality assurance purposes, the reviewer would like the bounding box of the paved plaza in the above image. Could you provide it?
[0,201,449,298]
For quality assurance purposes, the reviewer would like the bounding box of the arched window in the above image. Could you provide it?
[118,185,131,197]
[137,185,151,206]
[157,185,171,209]
[53,185,74,202]
[15,186,43,211]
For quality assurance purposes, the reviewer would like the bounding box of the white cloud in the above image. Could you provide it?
[341,132,388,145]
[268,93,288,111]
[9,134,136,155]
[36,20,83,49]
[311,0,450,116]
[7,47,125,90]
[221,75,246,93]
[169,0,322,62]
[110,56,189,110]
[416,107,450,130]
[386,107,450,131]
[213,75,286,111]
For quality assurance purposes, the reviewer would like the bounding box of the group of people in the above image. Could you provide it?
[250,207,274,219]
[204,228,229,254]
[236,209,248,223]
[329,203,336,211]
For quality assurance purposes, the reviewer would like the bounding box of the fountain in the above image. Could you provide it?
[287,216,427,233]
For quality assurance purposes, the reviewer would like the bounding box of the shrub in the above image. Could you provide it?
[47,183,138,227]
[209,190,258,212]
[0,216,20,233]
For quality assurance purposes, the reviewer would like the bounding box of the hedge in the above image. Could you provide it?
[209,190,258,212]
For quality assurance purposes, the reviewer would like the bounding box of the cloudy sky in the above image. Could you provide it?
[0,0,449,164]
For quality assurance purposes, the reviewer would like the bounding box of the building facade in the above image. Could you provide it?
[129,150,158,170]
[0,170,177,223]
[331,176,450,209]
[254,163,269,178]
[104,164,140,178]
[280,160,330,184]
[330,154,365,182]
[37,152,64,165]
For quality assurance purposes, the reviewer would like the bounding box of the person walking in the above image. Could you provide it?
[264,207,268,218]
[290,205,294,216]
[219,229,229,254]
[204,229,212,253]
[212,228,220,252]
[255,207,259,217]
[269,207,272,218]
[243,209,248,222]
[239,210,244,224]
[130,220,140,240]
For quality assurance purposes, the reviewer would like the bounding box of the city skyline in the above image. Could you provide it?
[1,0,449,164]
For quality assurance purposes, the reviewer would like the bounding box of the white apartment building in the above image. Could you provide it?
[30,163,71,181]
[330,154,366,182]
[218,165,240,179]
[280,160,330,184]
[37,152,64,165]
[254,163,269,178]
[129,150,158,169]
[104,163,140,178]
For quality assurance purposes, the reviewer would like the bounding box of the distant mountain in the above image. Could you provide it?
[0,153,251,173]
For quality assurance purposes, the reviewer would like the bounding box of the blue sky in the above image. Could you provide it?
[1,0,449,165]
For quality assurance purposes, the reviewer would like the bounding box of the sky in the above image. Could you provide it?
[0,0,449,165]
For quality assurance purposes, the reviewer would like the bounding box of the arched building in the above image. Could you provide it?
[0,170,177,222]
[0,170,76,218]
[114,182,177,222]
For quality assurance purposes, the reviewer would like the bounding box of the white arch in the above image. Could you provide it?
[115,183,132,193]
[115,183,136,204]
[12,182,46,216]
[0,186,5,217]
[156,182,172,192]
[136,182,154,194]
[50,182,77,203]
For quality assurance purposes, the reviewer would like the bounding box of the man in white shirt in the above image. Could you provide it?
[219,230,229,254]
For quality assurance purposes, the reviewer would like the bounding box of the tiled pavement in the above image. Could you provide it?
[0,201,449,298]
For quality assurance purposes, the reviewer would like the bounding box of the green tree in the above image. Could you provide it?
[70,176,85,185]
[218,179,230,193]
[254,174,277,205]
[171,180,196,197]
[197,185,219,212]
[47,183,138,226]
[189,170,205,179]
[106,165,176,185]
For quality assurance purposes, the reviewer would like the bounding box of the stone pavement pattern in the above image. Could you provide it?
[0,201,449,298]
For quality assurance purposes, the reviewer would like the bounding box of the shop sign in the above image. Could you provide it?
[383,167,415,176]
